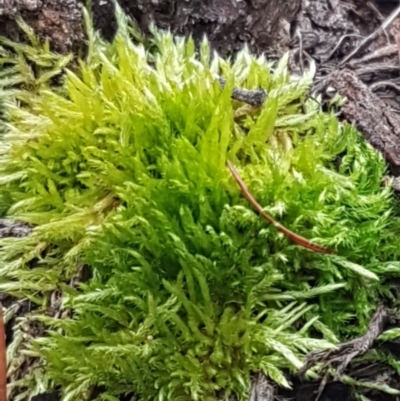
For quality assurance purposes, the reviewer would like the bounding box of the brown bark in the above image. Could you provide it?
[116,0,300,58]
[328,69,400,176]
[0,0,301,58]
[0,0,84,54]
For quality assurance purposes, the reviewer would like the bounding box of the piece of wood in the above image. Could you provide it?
[0,220,32,238]
[299,303,392,377]
[298,304,393,401]
[249,373,274,401]
[328,69,400,175]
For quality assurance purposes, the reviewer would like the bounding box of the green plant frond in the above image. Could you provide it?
[0,6,400,401]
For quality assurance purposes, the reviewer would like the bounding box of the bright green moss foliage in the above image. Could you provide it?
[1,8,400,401]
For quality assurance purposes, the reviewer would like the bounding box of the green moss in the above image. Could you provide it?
[1,7,400,401]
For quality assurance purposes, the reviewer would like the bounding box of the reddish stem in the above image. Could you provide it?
[227,160,336,254]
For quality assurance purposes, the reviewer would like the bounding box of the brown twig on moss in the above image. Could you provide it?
[227,161,336,254]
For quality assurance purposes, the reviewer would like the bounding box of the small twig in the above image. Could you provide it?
[315,372,330,401]
[248,373,274,401]
[298,304,393,401]
[366,1,391,43]
[299,304,392,379]
[298,31,304,73]
[340,4,400,66]
[0,306,7,401]
[366,1,385,23]
[324,34,364,62]
[350,44,398,66]
[0,219,32,238]
[227,161,336,254]
[218,78,267,107]
[370,80,400,93]
[355,62,399,77]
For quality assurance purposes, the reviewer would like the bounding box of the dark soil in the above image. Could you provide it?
[0,0,83,54]
[32,393,60,401]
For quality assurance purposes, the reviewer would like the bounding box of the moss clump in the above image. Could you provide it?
[1,8,400,401]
